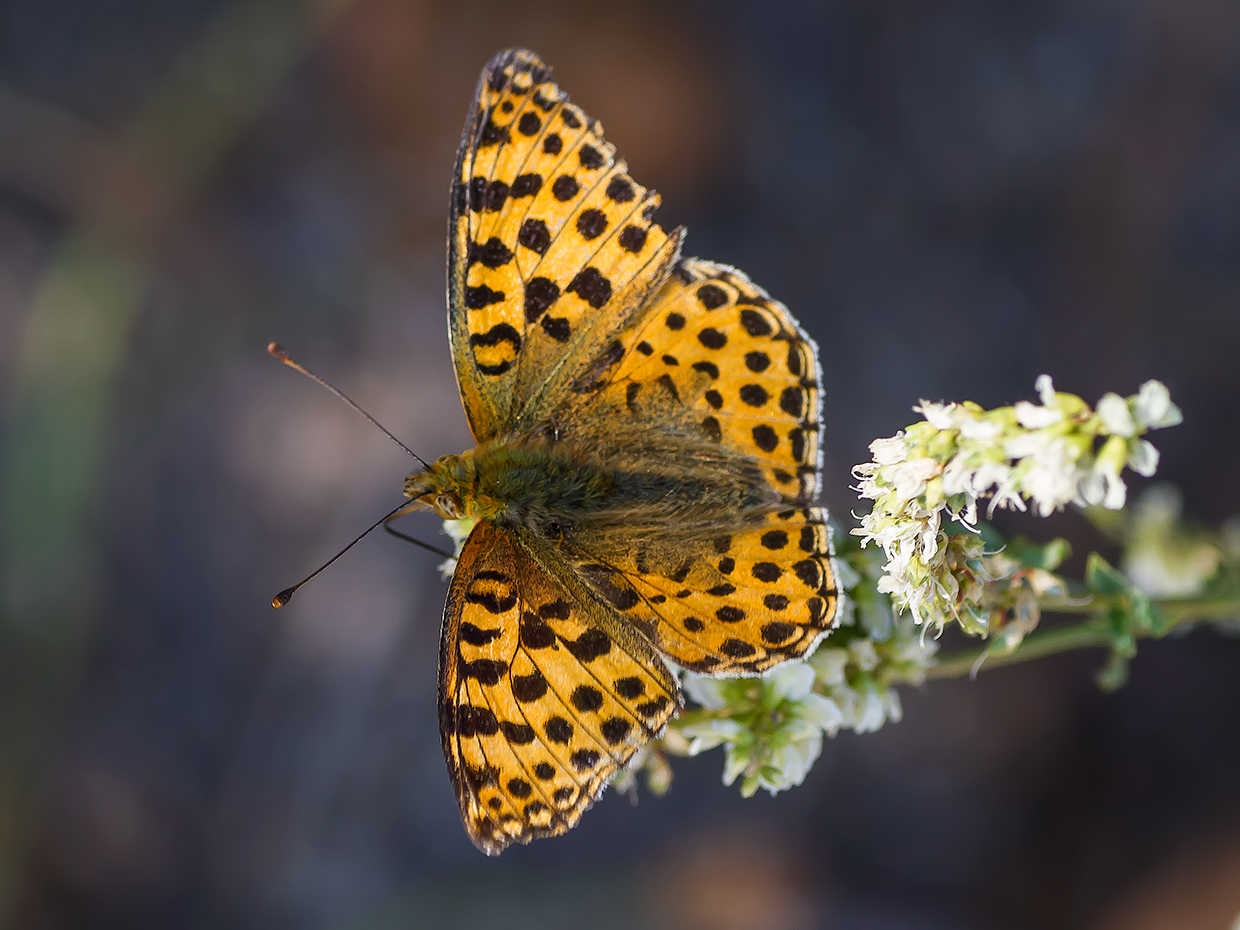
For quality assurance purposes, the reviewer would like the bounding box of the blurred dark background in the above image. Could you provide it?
[2,1,1239,928]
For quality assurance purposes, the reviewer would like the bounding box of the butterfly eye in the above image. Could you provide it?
[436,492,462,519]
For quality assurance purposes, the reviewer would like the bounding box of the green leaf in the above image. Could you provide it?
[1129,590,1158,635]
[1007,535,1072,571]
[1086,552,1130,596]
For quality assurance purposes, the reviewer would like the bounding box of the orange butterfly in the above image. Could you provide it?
[411,49,838,854]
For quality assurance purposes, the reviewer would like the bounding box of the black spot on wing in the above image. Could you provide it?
[780,386,804,418]
[465,285,505,310]
[578,144,605,169]
[541,316,571,342]
[455,704,499,737]
[459,622,502,646]
[753,425,779,452]
[720,638,756,658]
[576,208,607,240]
[510,173,542,197]
[740,308,772,336]
[459,658,508,684]
[501,722,536,745]
[566,267,612,309]
[513,671,548,702]
[517,111,541,135]
[614,677,644,699]
[552,175,580,201]
[524,277,561,322]
[618,225,647,252]
[606,177,634,202]
[740,384,769,407]
[696,284,727,309]
[484,180,508,212]
[468,237,513,269]
[570,685,604,712]
[517,218,551,254]
[545,716,573,743]
[565,629,611,661]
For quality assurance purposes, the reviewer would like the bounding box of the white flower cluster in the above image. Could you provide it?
[853,377,1181,634]
[678,663,842,797]
[655,549,936,797]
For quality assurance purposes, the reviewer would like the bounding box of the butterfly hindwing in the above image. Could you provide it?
[557,257,824,503]
[449,48,682,442]
[569,506,839,676]
[441,520,680,855]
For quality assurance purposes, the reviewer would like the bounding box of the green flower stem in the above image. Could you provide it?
[918,594,1240,681]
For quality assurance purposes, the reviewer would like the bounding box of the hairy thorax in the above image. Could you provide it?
[403,429,780,542]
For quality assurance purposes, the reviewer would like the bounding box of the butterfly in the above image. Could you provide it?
[407,48,839,854]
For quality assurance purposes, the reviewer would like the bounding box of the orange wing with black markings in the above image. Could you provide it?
[556,257,825,503]
[567,506,839,677]
[440,520,679,855]
[448,48,683,441]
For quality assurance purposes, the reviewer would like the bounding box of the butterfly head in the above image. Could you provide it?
[402,452,473,520]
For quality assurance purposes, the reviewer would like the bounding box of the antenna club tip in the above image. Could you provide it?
[272,588,295,609]
[267,341,289,361]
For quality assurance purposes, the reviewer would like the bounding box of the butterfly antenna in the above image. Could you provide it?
[272,500,417,608]
[267,342,431,469]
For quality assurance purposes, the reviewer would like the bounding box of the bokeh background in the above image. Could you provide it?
[2,1,1239,928]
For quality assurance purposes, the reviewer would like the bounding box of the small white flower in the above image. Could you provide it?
[798,693,844,733]
[683,718,745,755]
[1133,380,1183,429]
[1096,393,1136,437]
[1003,430,1050,459]
[808,647,849,686]
[889,457,940,501]
[439,517,478,578]
[1035,373,1056,405]
[721,746,749,786]
[958,416,1001,441]
[882,689,904,724]
[852,688,888,734]
[767,662,815,702]
[682,673,729,710]
[870,435,909,466]
[772,733,823,789]
[1127,439,1160,477]
[1015,401,1062,429]
[915,401,956,430]
[1080,463,1127,510]
[1019,438,1082,516]
[941,454,973,497]
[848,638,880,672]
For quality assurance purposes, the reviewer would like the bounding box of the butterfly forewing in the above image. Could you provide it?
[441,521,679,855]
[449,48,681,442]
